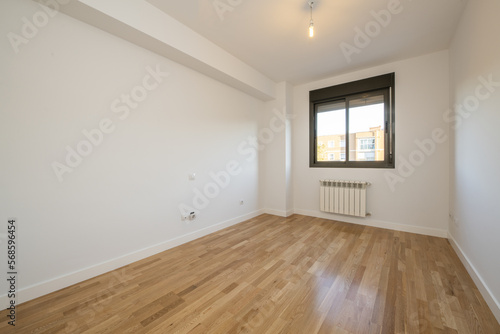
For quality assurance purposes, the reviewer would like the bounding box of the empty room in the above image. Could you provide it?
[1,0,499,333]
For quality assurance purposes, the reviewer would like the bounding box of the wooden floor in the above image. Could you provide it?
[1,214,499,333]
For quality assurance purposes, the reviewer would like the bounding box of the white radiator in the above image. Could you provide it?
[319,180,370,217]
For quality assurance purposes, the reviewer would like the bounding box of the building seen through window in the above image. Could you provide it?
[317,126,384,162]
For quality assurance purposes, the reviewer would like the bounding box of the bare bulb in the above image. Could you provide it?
[309,22,314,38]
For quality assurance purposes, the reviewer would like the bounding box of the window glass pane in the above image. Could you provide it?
[310,73,394,168]
[316,101,346,162]
[348,95,385,161]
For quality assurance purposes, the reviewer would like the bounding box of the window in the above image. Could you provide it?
[359,138,375,150]
[310,73,395,168]
[328,140,335,148]
[357,138,376,161]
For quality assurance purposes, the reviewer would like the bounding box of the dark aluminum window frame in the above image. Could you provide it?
[309,73,395,168]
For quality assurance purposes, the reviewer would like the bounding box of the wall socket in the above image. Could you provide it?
[182,211,197,221]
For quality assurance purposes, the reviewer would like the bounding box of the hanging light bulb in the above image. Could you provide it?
[308,1,314,38]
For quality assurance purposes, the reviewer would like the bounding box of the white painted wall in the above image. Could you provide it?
[259,82,293,216]
[449,0,500,321]
[292,51,450,237]
[285,82,294,215]
[0,0,263,305]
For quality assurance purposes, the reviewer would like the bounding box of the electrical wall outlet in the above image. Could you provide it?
[182,211,198,222]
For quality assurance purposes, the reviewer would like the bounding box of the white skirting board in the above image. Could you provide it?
[262,208,294,217]
[0,209,265,309]
[292,208,448,238]
[448,234,500,324]
[6,209,497,326]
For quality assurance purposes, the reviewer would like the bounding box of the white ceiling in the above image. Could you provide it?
[147,0,466,84]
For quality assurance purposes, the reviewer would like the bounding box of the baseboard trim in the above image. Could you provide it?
[292,209,448,238]
[448,233,500,324]
[263,209,294,217]
[0,209,265,308]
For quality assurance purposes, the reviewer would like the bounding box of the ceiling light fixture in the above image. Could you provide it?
[308,1,315,38]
